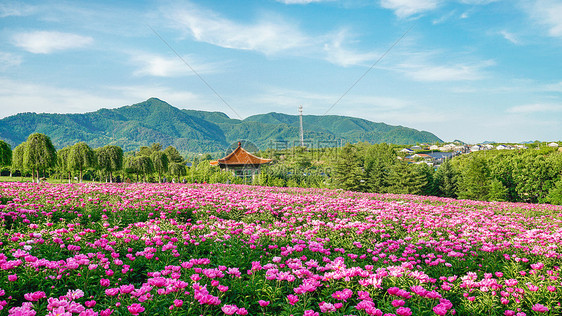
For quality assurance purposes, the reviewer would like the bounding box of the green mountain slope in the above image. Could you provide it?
[0,98,442,153]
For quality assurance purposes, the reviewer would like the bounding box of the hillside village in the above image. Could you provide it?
[400,141,561,167]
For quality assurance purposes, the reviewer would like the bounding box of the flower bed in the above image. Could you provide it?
[0,182,561,315]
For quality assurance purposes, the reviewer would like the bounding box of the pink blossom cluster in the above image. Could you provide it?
[0,182,561,315]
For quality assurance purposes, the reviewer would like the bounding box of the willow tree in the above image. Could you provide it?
[151,151,168,183]
[125,155,153,182]
[164,146,184,164]
[169,162,187,181]
[23,133,57,183]
[96,145,123,183]
[11,142,26,179]
[57,146,73,183]
[69,142,95,183]
[0,140,12,175]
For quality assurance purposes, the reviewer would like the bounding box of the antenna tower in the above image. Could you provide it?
[298,105,304,147]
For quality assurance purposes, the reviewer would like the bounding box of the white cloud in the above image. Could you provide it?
[528,0,562,38]
[458,0,499,4]
[12,31,93,54]
[276,0,331,4]
[0,78,128,118]
[322,30,379,67]
[250,87,411,117]
[0,77,217,119]
[110,85,209,109]
[380,0,440,18]
[432,10,457,24]
[132,53,223,77]
[507,103,562,114]
[544,81,562,92]
[396,58,494,82]
[0,52,22,70]
[0,2,35,17]
[499,30,520,44]
[168,5,311,55]
[164,3,376,67]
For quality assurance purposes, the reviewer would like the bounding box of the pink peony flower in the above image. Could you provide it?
[392,299,405,307]
[396,307,412,316]
[531,304,549,313]
[24,291,46,301]
[221,304,239,315]
[287,294,299,305]
[258,300,270,307]
[127,303,145,315]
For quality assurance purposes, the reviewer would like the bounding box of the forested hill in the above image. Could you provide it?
[0,98,442,153]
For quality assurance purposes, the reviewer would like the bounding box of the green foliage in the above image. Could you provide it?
[385,161,427,195]
[547,178,562,205]
[23,133,57,182]
[11,143,26,174]
[150,151,169,183]
[364,143,398,193]
[413,163,436,196]
[68,142,95,182]
[457,156,490,201]
[0,140,11,167]
[334,144,366,192]
[164,145,184,164]
[487,178,509,202]
[95,145,123,182]
[56,146,72,182]
[434,159,457,198]
[125,155,154,182]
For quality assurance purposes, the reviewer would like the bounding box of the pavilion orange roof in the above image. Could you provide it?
[210,142,272,166]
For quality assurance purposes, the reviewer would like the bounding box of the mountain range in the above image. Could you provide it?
[0,98,442,154]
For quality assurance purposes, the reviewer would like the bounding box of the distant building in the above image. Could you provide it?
[548,142,559,148]
[470,145,482,152]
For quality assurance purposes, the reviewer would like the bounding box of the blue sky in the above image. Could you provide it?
[1,0,561,143]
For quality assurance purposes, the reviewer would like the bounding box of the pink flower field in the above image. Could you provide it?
[0,182,561,315]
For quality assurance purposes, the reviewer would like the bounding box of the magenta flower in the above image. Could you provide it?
[303,310,320,316]
[287,294,299,305]
[8,274,17,282]
[396,307,412,316]
[100,279,110,287]
[105,288,119,296]
[119,284,135,294]
[392,299,405,307]
[221,304,239,315]
[258,300,270,307]
[319,301,336,313]
[24,291,46,301]
[433,304,447,316]
[531,304,549,313]
[127,303,145,315]
[236,308,248,315]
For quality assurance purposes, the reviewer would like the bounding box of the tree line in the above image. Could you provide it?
[252,142,562,205]
[1,133,192,183]
[1,134,561,204]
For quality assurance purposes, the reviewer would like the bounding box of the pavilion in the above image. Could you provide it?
[210,142,272,179]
